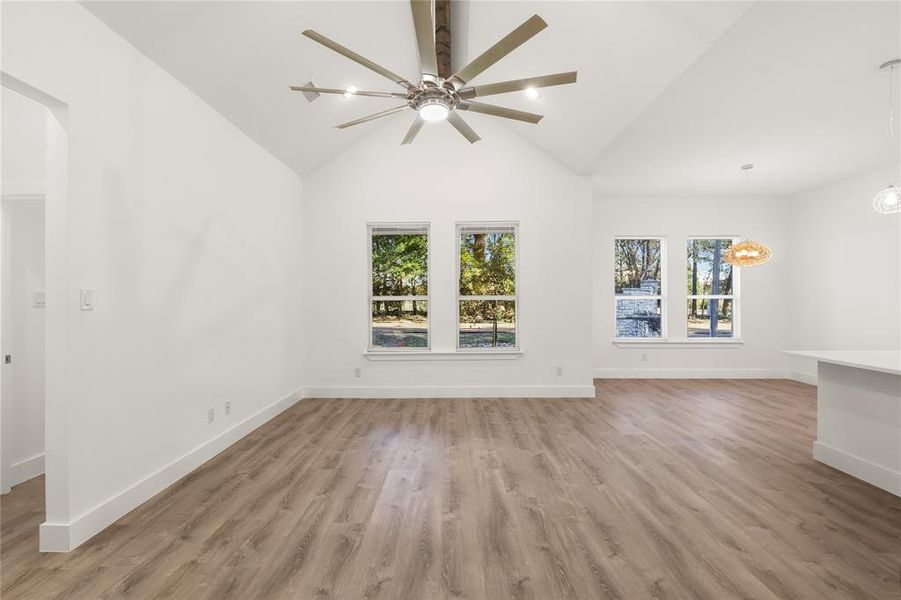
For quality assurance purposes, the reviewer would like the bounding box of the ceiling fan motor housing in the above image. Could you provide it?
[411,85,458,112]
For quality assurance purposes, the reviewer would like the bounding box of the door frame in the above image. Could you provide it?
[0,72,71,551]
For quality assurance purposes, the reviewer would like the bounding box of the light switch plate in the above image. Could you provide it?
[34,291,46,308]
[80,288,94,311]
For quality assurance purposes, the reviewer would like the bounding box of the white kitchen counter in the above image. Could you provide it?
[784,350,901,376]
[784,350,901,497]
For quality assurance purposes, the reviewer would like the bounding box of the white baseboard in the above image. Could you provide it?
[38,522,70,552]
[39,388,304,552]
[303,385,596,399]
[8,453,45,488]
[593,368,791,379]
[787,370,817,386]
[813,441,901,497]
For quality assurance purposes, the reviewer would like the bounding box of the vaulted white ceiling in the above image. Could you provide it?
[82,1,899,196]
[594,1,901,197]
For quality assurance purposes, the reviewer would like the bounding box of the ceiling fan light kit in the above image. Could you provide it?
[291,0,577,144]
[418,99,450,122]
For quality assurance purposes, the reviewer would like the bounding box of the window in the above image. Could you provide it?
[457,223,517,349]
[368,224,429,350]
[614,238,664,338]
[686,238,739,338]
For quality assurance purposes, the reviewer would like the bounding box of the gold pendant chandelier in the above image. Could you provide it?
[725,240,771,267]
[727,164,772,267]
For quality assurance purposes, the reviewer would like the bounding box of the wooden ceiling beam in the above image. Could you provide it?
[435,0,451,80]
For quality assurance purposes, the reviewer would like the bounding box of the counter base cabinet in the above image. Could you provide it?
[814,361,901,497]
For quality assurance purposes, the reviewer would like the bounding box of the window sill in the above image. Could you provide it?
[613,339,744,348]
[364,350,523,361]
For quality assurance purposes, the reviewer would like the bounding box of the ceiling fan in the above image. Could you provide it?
[290,0,577,144]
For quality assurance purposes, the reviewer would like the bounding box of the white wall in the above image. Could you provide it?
[1,199,45,487]
[303,117,594,397]
[593,195,790,377]
[2,2,304,550]
[1,87,46,195]
[786,165,901,381]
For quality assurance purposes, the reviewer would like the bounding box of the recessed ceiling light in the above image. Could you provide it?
[525,87,540,100]
[343,85,358,98]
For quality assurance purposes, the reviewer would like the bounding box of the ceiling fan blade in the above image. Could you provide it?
[302,30,415,90]
[457,101,543,124]
[290,86,408,99]
[458,71,577,99]
[447,111,481,143]
[410,0,438,79]
[448,15,547,89]
[336,105,410,129]
[401,115,425,145]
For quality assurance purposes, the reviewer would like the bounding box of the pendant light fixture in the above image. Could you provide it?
[725,240,772,267]
[873,58,901,215]
[726,164,773,267]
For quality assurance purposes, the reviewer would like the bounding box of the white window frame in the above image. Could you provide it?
[367,222,431,352]
[455,221,520,352]
[686,236,741,339]
[613,236,667,340]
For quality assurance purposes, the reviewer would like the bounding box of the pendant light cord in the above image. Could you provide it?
[891,64,900,186]
[890,65,897,140]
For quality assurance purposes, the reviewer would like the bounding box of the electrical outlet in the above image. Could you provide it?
[208,408,215,424]
[556,366,563,376]
[225,401,231,416]
[354,367,362,378]
[641,353,648,362]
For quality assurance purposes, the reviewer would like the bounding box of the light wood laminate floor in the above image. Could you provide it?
[2,380,900,599]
